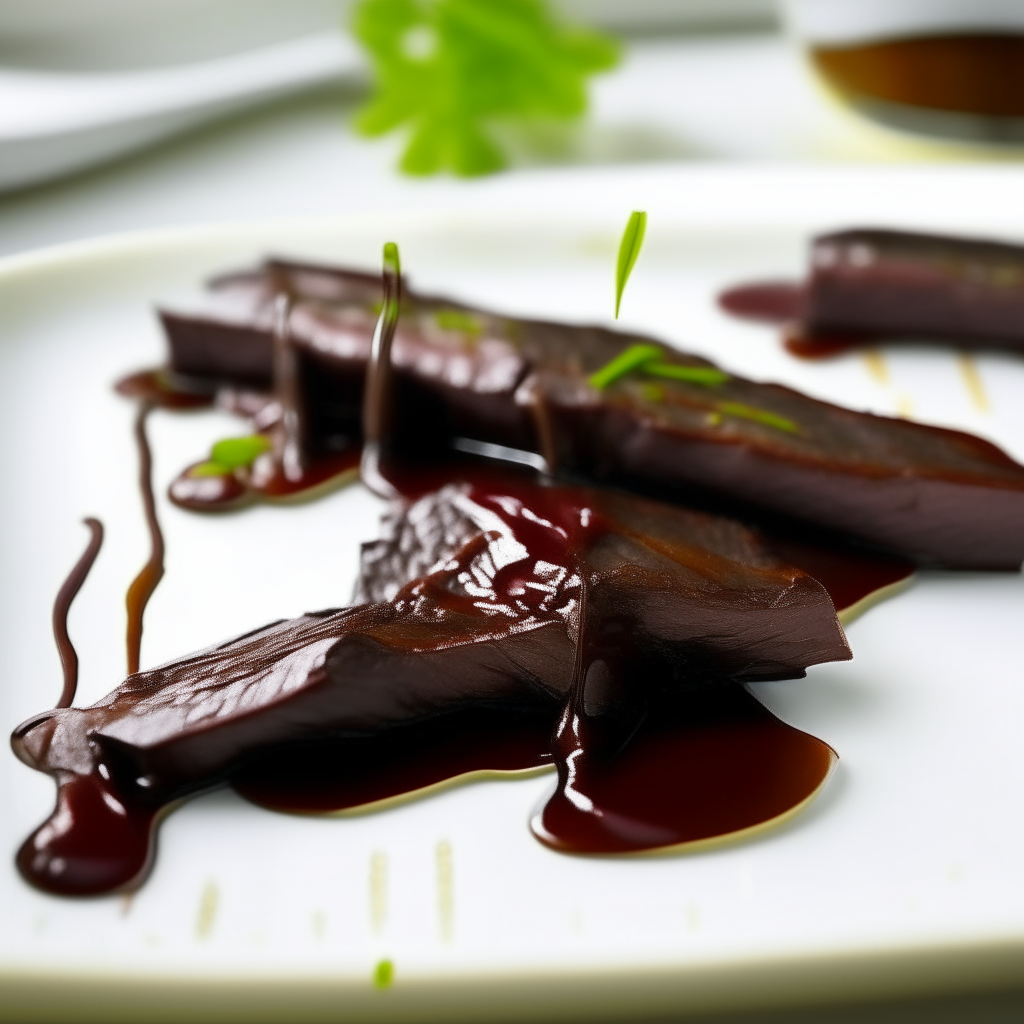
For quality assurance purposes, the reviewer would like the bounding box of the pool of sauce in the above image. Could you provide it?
[233,708,555,814]
[532,684,835,855]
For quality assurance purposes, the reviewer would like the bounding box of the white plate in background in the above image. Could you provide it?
[1,205,1024,1021]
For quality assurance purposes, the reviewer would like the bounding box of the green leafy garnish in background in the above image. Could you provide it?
[352,0,620,176]
[614,210,647,319]
[190,435,271,477]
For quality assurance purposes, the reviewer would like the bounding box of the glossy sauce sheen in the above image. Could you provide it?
[533,685,835,854]
[115,369,214,410]
[718,282,804,323]
[233,709,554,813]
[167,449,362,511]
[717,282,873,359]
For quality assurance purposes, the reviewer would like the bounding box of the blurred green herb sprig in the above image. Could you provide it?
[352,0,620,176]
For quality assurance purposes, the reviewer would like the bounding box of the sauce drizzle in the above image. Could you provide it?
[52,518,104,709]
[125,403,164,676]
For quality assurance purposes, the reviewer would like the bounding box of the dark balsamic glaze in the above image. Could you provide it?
[11,404,170,896]
[768,536,913,616]
[782,325,868,361]
[234,708,554,814]
[532,684,835,854]
[718,281,804,324]
[716,282,883,360]
[13,515,164,897]
[125,403,164,676]
[115,369,214,410]
[14,768,163,898]
[52,518,104,709]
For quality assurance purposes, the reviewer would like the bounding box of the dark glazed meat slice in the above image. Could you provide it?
[12,474,849,894]
[16,478,848,791]
[531,366,1024,570]
[805,228,1024,347]
[156,258,1024,569]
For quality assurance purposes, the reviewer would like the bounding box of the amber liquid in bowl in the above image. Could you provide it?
[811,33,1024,142]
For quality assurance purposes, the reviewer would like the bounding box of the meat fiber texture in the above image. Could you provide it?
[157,259,1024,569]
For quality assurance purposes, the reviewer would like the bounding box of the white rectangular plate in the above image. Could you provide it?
[3,180,1024,1020]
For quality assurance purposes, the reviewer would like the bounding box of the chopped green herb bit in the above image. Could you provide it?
[210,434,271,469]
[189,461,232,478]
[615,210,647,319]
[588,343,662,390]
[383,241,401,281]
[353,0,619,177]
[717,401,798,433]
[434,308,482,334]
[643,363,729,386]
[373,958,394,989]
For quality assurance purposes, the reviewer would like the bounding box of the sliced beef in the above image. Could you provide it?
[157,258,1024,568]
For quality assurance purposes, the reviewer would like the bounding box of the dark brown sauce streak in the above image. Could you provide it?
[115,368,214,410]
[52,518,104,709]
[717,282,885,360]
[360,258,400,500]
[125,402,164,676]
[717,281,804,324]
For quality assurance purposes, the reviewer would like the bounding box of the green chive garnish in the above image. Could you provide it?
[434,309,482,334]
[643,363,730,386]
[383,241,400,286]
[210,434,271,469]
[189,461,232,477]
[588,343,663,390]
[614,210,647,319]
[717,401,798,433]
[373,959,394,989]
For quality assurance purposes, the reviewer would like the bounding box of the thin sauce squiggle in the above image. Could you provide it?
[125,402,165,676]
[52,518,104,709]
